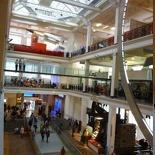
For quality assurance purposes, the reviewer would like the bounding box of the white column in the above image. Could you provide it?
[45,95,49,115]
[38,62,42,79]
[87,99,92,109]
[81,98,88,127]
[110,53,119,97]
[110,7,119,97]
[114,7,119,44]
[107,106,116,155]
[86,22,92,53]
[0,93,4,155]
[68,32,75,57]
[64,95,70,119]
[69,96,75,117]
[83,60,90,92]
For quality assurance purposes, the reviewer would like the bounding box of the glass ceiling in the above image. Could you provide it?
[13,0,105,26]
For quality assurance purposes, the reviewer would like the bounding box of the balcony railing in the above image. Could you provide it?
[4,74,153,106]
[50,120,82,155]
[71,22,153,57]
[7,23,153,58]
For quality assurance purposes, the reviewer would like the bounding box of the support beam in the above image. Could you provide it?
[56,0,102,12]
[117,0,153,146]
[39,0,53,6]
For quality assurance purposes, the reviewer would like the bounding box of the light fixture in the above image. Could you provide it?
[111,27,115,30]
[96,23,102,27]
[93,29,96,32]
[95,117,103,120]
[102,25,109,29]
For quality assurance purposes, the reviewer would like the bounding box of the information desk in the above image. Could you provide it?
[88,139,103,154]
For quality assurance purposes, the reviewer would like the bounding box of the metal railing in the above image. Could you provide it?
[50,120,83,155]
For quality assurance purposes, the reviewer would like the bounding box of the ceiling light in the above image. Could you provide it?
[96,23,102,27]
[45,27,48,29]
[102,25,109,29]
[95,117,103,120]
[131,57,134,60]
[93,29,96,32]
[111,27,115,30]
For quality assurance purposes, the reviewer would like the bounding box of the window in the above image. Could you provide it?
[9,35,21,44]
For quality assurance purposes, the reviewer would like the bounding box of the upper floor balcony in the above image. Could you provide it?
[3,70,153,109]
[6,22,153,65]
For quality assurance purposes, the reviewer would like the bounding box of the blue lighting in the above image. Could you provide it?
[24,93,35,97]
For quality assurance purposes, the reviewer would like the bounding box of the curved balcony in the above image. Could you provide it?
[71,22,153,57]
[4,72,153,107]
[7,23,153,59]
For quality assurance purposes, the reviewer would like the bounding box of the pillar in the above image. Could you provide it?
[0,1,12,154]
[80,98,88,127]
[106,106,116,155]
[110,7,119,97]
[83,60,90,92]
[64,95,70,119]
[45,95,49,115]
[153,0,155,154]
[38,62,42,79]
[110,53,119,97]
[69,96,75,117]
[86,22,92,53]
[0,93,4,155]
[68,32,75,57]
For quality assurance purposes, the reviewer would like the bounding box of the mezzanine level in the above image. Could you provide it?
[6,23,153,65]
[3,85,153,116]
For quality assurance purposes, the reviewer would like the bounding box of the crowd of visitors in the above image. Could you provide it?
[4,105,26,121]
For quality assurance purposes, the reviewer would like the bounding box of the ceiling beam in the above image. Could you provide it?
[11,16,72,32]
[39,0,53,6]
[72,2,111,31]
[55,0,102,12]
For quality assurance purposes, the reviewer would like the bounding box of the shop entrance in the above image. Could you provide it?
[54,99,62,117]
[24,100,36,110]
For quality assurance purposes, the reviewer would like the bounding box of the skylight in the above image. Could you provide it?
[12,0,106,26]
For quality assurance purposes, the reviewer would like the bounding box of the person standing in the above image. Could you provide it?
[20,126,24,138]
[15,59,18,71]
[23,59,26,71]
[33,118,38,132]
[46,129,50,143]
[41,129,45,142]
[61,146,66,155]
[19,59,22,71]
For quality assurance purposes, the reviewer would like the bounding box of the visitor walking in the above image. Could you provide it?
[41,129,45,142]
[20,126,24,138]
[46,129,50,143]
[61,146,66,155]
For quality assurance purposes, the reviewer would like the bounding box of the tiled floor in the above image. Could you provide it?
[35,133,70,155]
[4,132,35,155]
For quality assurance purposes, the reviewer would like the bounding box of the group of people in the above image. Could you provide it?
[40,123,50,143]
[15,59,26,71]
